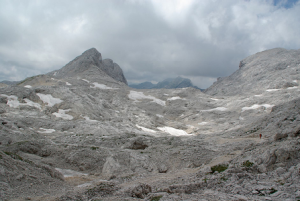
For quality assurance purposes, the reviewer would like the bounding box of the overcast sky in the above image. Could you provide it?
[1,0,300,88]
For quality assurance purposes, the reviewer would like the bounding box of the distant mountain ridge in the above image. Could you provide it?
[130,77,200,90]
[0,80,19,86]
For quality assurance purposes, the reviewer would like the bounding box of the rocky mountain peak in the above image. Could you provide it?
[81,47,102,61]
[48,48,127,85]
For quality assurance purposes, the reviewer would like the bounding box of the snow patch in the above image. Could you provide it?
[241,104,274,112]
[84,116,99,123]
[55,168,88,178]
[136,124,157,133]
[266,89,281,92]
[66,82,72,86]
[53,109,73,120]
[210,98,219,101]
[53,72,57,76]
[157,126,191,136]
[38,128,56,133]
[198,122,208,125]
[91,82,117,90]
[24,85,32,88]
[254,94,263,97]
[77,183,93,188]
[201,107,228,112]
[82,79,90,83]
[167,96,182,101]
[23,98,42,109]
[287,86,298,89]
[293,80,297,83]
[36,93,63,107]
[128,91,166,106]
[2,95,20,108]
[156,114,164,118]
[1,95,41,109]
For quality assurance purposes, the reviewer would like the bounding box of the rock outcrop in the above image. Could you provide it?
[205,48,300,96]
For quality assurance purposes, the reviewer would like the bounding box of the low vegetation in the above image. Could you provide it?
[242,160,254,168]
[211,164,228,173]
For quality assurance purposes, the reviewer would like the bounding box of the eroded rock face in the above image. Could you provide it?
[102,59,128,85]
[205,48,300,96]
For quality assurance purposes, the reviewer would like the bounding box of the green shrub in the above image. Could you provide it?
[151,195,163,201]
[90,146,99,150]
[242,160,254,168]
[211,164,228,173]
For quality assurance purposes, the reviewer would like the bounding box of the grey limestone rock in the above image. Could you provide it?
[102,59,128,85]
[1,47,300,200]
[47,48,128,85]
[206,48,300,96]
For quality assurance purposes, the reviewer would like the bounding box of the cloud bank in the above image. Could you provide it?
[0,0,299,88]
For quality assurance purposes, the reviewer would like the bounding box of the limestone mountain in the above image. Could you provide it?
[130,77,199,89]
[205,48,300,96]
[0,80,19,86]
[129,81,155,89]
[47,48,128,85]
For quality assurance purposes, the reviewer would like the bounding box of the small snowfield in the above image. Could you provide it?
[36,93,63,107]
[241,104,274,112]
[1,94,41,109]
[201,107,227,112]
[128,91,166,106]
[53,109,73,120]
[157,126,192,136]
[91,82,118,90]
[136,124,157,133]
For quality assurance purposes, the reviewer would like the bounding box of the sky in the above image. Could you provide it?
[0,0,300,89]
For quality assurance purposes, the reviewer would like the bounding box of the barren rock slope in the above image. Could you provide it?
[1,48,300,200]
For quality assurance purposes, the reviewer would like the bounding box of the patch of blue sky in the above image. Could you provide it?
[273,0,299,8]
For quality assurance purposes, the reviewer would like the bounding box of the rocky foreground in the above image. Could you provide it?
[0,48,300,200]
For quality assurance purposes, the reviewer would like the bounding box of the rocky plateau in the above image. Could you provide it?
[0,47,300,201]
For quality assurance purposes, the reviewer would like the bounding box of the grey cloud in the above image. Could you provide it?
[0,0,300,88]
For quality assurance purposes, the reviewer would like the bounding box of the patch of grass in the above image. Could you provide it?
[151,195,163,201]
[13,141,29,145]
[90,146,99,150]
[4,152,23,161]
[211,164,228,173]
[0,154,2,159]
[242,160,254,168]
[203,177,209,183]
